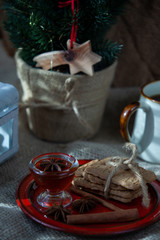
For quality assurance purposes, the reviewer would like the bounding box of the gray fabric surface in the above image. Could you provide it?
[1,41,160,240]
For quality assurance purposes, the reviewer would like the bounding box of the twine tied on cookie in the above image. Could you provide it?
[104,143,150,208]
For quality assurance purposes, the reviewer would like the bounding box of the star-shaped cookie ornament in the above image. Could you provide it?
[33,40,102,76]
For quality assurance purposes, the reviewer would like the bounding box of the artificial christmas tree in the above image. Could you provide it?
[2,0,128,142]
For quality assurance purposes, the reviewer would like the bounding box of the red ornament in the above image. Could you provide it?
[59,0,79,48]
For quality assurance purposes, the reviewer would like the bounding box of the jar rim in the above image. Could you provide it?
[29,152,78,175]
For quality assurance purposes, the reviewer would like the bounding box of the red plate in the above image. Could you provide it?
[16,160,160,236]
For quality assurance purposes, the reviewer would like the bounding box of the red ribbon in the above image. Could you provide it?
[59,0,79,48]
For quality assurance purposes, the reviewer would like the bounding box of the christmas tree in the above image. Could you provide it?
[2,0,128,72]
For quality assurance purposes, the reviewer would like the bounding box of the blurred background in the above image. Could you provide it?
[0,0,160,88]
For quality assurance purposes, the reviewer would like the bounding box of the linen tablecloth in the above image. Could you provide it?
[1,42,160,240]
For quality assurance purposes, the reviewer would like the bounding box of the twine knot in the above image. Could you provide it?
[104,143,150,208]
[64,77,78,105]
[64,77,94,135]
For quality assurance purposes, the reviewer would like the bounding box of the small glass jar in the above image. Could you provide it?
[29,152,79,208]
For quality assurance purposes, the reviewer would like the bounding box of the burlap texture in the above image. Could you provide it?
[1,42,160,239]
[1,85,160,240]
[15,52,117,142]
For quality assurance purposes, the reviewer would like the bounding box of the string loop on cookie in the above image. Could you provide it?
[104,143,150,208]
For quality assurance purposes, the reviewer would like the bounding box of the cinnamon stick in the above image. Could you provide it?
[70,185,122,211]
[67,208,139,225]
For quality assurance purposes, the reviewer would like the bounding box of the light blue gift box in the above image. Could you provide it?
[0,82,19,164]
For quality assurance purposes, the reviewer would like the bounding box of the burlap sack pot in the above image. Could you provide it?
[15,51,117,142]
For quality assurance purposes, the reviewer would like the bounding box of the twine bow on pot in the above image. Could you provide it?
[104,143,150,208]
[16,51,116,142]
[64,77,94,134]
[19,75,94,136]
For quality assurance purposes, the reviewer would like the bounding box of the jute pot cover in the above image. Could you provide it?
[15,51,117,142]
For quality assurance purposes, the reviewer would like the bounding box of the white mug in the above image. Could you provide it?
[120,80,160,163]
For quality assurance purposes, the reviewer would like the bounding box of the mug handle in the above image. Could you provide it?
[120,101,153,153]
[120,102,140,141]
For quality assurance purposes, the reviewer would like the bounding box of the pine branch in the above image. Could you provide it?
[94,40,123,71]
[2,0,129,68]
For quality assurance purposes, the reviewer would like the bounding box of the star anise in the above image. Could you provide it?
[72,197,97,213]
[39,158,66,172]
[45,203,71,223]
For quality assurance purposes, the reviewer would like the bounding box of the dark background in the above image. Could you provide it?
[1,0,160,87]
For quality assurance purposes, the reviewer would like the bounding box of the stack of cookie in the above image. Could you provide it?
[73,158,156,203]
